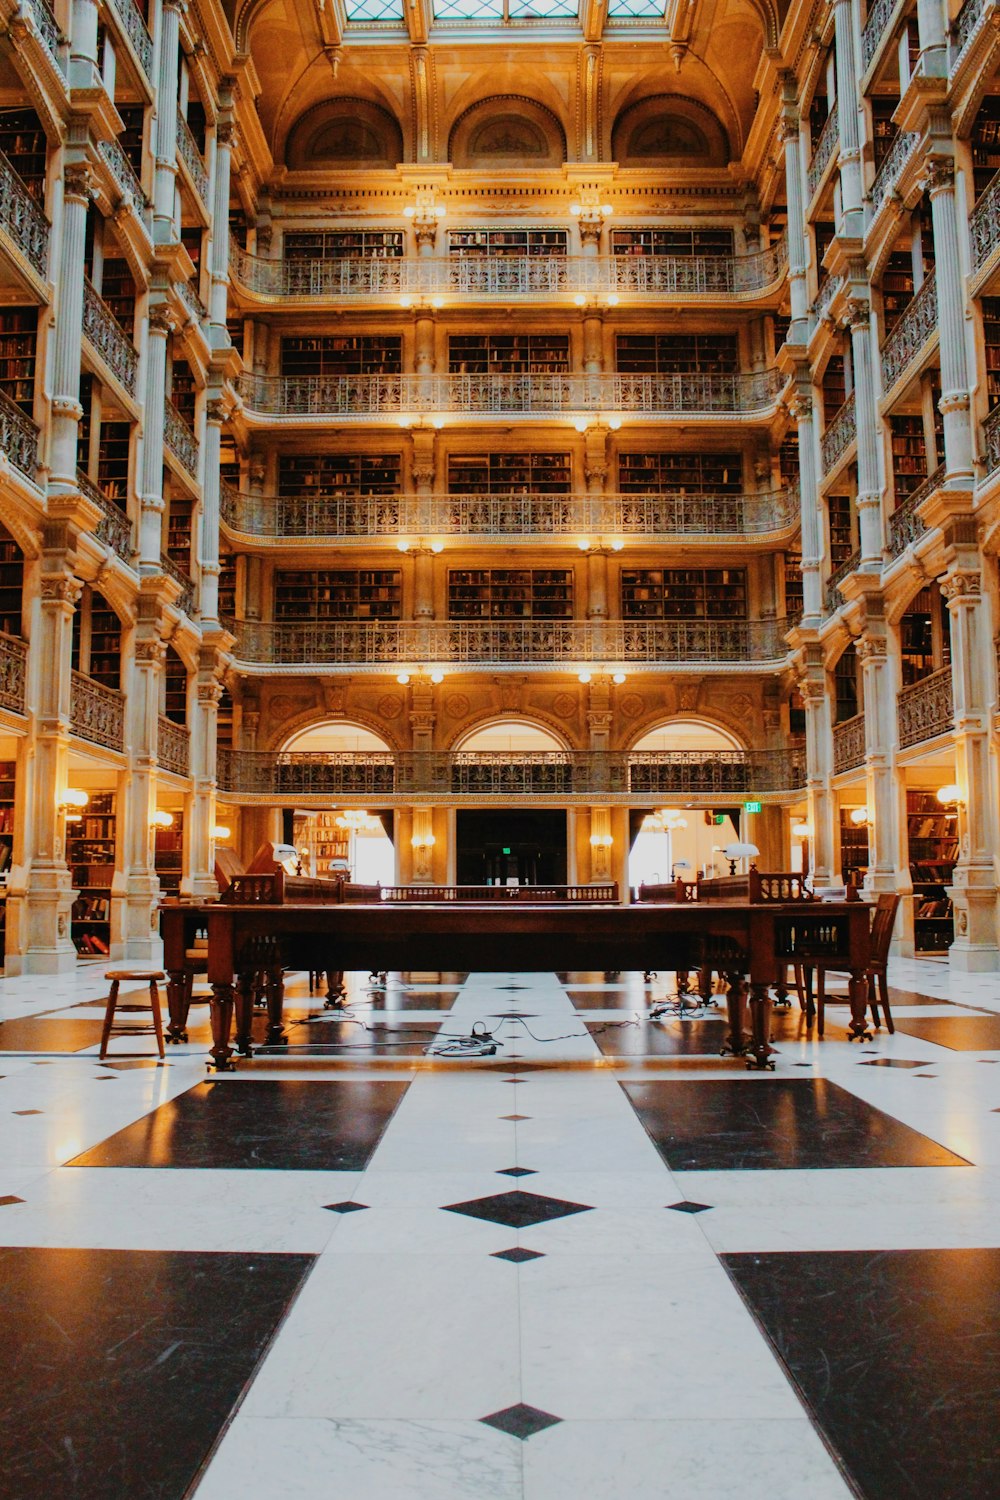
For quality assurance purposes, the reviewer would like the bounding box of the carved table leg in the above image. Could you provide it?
[847,968,873,1041]
[234,970,256,1057]
[772,964,791,1010]
[265,964,286,1046]
[746,982,777,1070]
[698,964,713,1003]
[323,969,348,1009]
[209,983,236,1070]
[165,968,189,1043]
[719,972,749,1057]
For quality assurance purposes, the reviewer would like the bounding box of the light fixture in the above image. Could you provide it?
[397,539,411,552]
[723,840,760,875]
[589,831,613,848]
[397,415,413,429]
[606,292,620,307]
[601,203,613,215]
[577,537,591,551]
[610,537,624,551]
[336,810,380,832]
[792,821,812,839]
[212,824,232,841]
[430,539,444,553]
[403,205,416,218]
[569,203,582,217]
[936,783,964,807]
[431,416,445,429]
[61,788,89,819]
[612,671,627,685]
[849,806,870,826]
[573,293,587,307]
[578,670,592,684]
[411,831,436,849]
[396,672,411,685]
[607,416,622,430]
[574,418,589,433]
[431,295,444,309]
[151,810,174,829]
[430,670,444,684]
[399,294,414,308]
[672,859,692,873]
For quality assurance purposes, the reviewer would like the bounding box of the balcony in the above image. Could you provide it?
[83,278,139,398]
[833,713,866,774]
[0,631,27,716]
[869,132,920,217]
[107,0,153,81]
[811,271,843,325]
[861,0,898,72]
[159,553,195,616]
[825,549,861,614]
[98,139,151,232]
[0,388,39,482]
[984,404,1000,475]
[175,111,209,205]
[158,715,190,776]
[77,470,133,559]
[229,237,787,304]
[177,277,207,326]
[887,464,944,559]
[164,402,199,481]
[0,149,49,280]
[231,617,791,670]
[236,369,784,422]
[220,483,800,543]
[951,0,986,64]
[215,747,806,799]
[971,170,1000,277]
[880,273,937,395]
[807,103,839,202]
[24,0,64,73]
[70,670,125,752]
[821,393,856,475]
[897,666,954,748]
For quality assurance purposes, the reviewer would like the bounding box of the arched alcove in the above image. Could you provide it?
[282,720,393,753]
[284,98,404,171]
[631,718,744,752]
[611,96,730,168]
[449,96,566,168]
[454,718,568,752]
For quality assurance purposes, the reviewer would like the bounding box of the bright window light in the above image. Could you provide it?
[606,0,666,15]
[345,0,405,22]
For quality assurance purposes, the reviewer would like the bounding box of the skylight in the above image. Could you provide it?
[433,0,578,20]
[345,0,405,22]
[606,0,666,15]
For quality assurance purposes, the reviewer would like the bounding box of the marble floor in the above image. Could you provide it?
[1,957,1000,1499]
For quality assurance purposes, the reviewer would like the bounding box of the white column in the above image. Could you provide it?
[829,0,863,231]
[186,666,221,900]
[916,0,948,75]
[139,306,173,567]
[199,396,225,624]
[927,161,975,486]
[49,165,91,492]
[790,390,824,620]
[845,300,884,565]
[122,634,163,961]
[857,634,906,900]
[69,0,100,88]
[153,0,183,244]
[801,674,838,887]
[208,116,234,345]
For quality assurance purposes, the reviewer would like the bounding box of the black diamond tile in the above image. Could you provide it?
[323,1201,369,1214]
[492,1247,545,1264]
[893,1015,1000,1050]
[857,1058,930,1068]
[489,1012,538,1020]
[0,1196,24,1207]
[667,1200,713,1214]
[497,1166,536,1178]
[99,1059,169,1071]
[481,1403,562,1440]
[442,1189,593,1229]
[500,1115,530,1121]
[496,986,527,992]
[13,1110,42,1116]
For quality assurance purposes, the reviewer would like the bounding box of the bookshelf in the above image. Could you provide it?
[166,497,194,574]
[154,814,184,898]
[610,227,734,257]
[297,811,351,877]
[889,413,928,502]
[620,567,746,620]
[827,491,854,565]
[881,251,914,337]
[97,422,131,505]
[218,552,237,620]
[617,451,742,494]
[839,806,869,887]
[164,649,187,724]
[615,333,738,374]
[281,336,401,377]
[783,551,803,621]
[69,791,116,958]
[448,228,567,257]
[0,107,47,202]
[278,453,401,496]
[0,308,37,413]
[448,568,573,619]
[821,356,846,422]
[72,590,123,690]
[778,434,799,485]
[834,643,859,722]
[274,569,402,621]
[0,760,14,961]
[117,104,145,178]
[906,788,957,952]
[899,586,951,687]
[814,221,835,266]
[448,334,569,375]
[447,453,572,493]
[100,258,136,335]
[0,528,24,639]
[217,684,234,750]
[285,230,404,259]
[871,98,898,174]
[982,297,1000,411]
[170,361,196,426]
[971,95,1000,201]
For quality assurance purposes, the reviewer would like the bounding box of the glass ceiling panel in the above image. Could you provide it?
[433,0,578,17]
[508,0,578,15]
[606,0,665,14]
[345,0,405,20]
[434,0,504,16]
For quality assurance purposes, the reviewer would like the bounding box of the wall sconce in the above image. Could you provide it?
[337,810,381,832]
[578,670,592,684]
[936,783,964,809]
[792,822,812,839]
[61,788,89,822]
[212,824,231,841]
[723,840,759,875]
[151,810,174,829]
[849,806,870,826]
[430,670,444,684]
[396,672,411,685]
[612,671,627,685]
[411,831,436,849]
[589,831,613,848]
[403,202,446,220]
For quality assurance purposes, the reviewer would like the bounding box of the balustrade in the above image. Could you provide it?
[108,0,152,78]
[157,716,190,776]
[158,553,195,615]
[0,388,39,480]
[0,632,27,716]
[70,670,125,751]
[25,0,63,69]
[861,0,897,70]
[870,132,920,215]
[807,102,839,200]
[98,140,151,229]
[177,278,207,325]
[887,464,945,558]
[897,666,954,747]
[175,111,209,204]
[880,273,937,393]
[83,278,139,397]
[984,404,1000,475]
[0,149,49,276]
[951,0,985,60]
[825,548,861,613]
[164,402,199,479]
[970,170,1000,273]
[76,470,133,558]
[821,393,856,474]
[812,272,843,324]
[833,713,866,774]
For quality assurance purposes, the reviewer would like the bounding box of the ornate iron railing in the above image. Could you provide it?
[861,0,898,70]
[25,0,63,68]
[897,666,954,748]
[808,102,839,200]
[159,553,195,615]
[833,713,866,774]
[219,484,800,540]
[108,0,152,77]
[887,464,945,558]
[237,369,784,419]
[870,131,920,214]
[77,470,133,558]
[70,670,125,751]
[951,0,985,60]
[984,403,1000,474]
[0,388,39,480]
[98,139,151,228]
[177,277,207,324]
[164,402,199,479]
[157,715,190,776]
[175,110,209,203]
[821,393,856,474]
[880,272,937,393]
[230,238,788,301]
[970,169,1000,273]
[0,631,27,716]
[0,149,49,276]
[812,271,843,324]
[232,617,791,668]
[83,278,138,397]
[825,549,861,613]
[215,747,806,798]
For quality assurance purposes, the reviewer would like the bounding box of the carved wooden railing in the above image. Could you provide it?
[808,102,839,200]
[821,393,856,474]
[897,667,954,748]
[887,464,945,558]
[0,632,27,716]
[177,277,207,324]
[76,470,133,558]
[0,388,39,481]
[880,272,937,393]
[157,715,190,776]
[833,713,866,773]
[812,271,843,324]
[70,670,125,751]
[164,402,199,479]
[83,278,139,397]
[0,149,49,277]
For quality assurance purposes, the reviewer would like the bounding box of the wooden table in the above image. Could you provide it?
[160,899,873,1071]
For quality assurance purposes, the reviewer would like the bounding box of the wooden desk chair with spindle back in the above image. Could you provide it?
[803,892,901,1037]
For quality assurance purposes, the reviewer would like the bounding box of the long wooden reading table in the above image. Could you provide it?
[160,887,873,1071]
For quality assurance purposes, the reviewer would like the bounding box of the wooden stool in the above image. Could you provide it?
[100,970,166,1059]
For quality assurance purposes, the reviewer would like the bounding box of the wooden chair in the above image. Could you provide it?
[100,970,166,1059]
[811,893,901,1037]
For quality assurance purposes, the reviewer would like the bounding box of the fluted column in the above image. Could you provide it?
[153,0,183,244]
[916,0,948,75]
[410,427,435,533]
[139,305,173,567]
[942,568,999,968]
[186,665,221,900]
[208,115,234,344]
[49,164,92,492]
[122,633,164,961]
[69,0,101,88]
[857,634,907,909]
[801,673,837,887]
[412,546,434,620]
[829,0,863,231]
[845,299,884,565]
[199,397,226,624]
[926,161,975,485]
[790,390,823,620]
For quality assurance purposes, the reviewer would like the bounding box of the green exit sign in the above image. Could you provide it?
[713,814,726,825]
[744,800,762,814]
[502,847,512,855]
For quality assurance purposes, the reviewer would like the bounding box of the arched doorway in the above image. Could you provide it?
[452,719,569,886]
[281,720,396,885]
[628,719,745,892]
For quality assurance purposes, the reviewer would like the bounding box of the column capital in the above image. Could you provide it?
[941,569,981,603]
[134,637,168,665]
[786,390,812,422]
[39,575,83,607]
[924,158,955,197]
[855,634,888,664]
[148,304,177,336]
[843,297,870,332]
[205,396,231,424]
